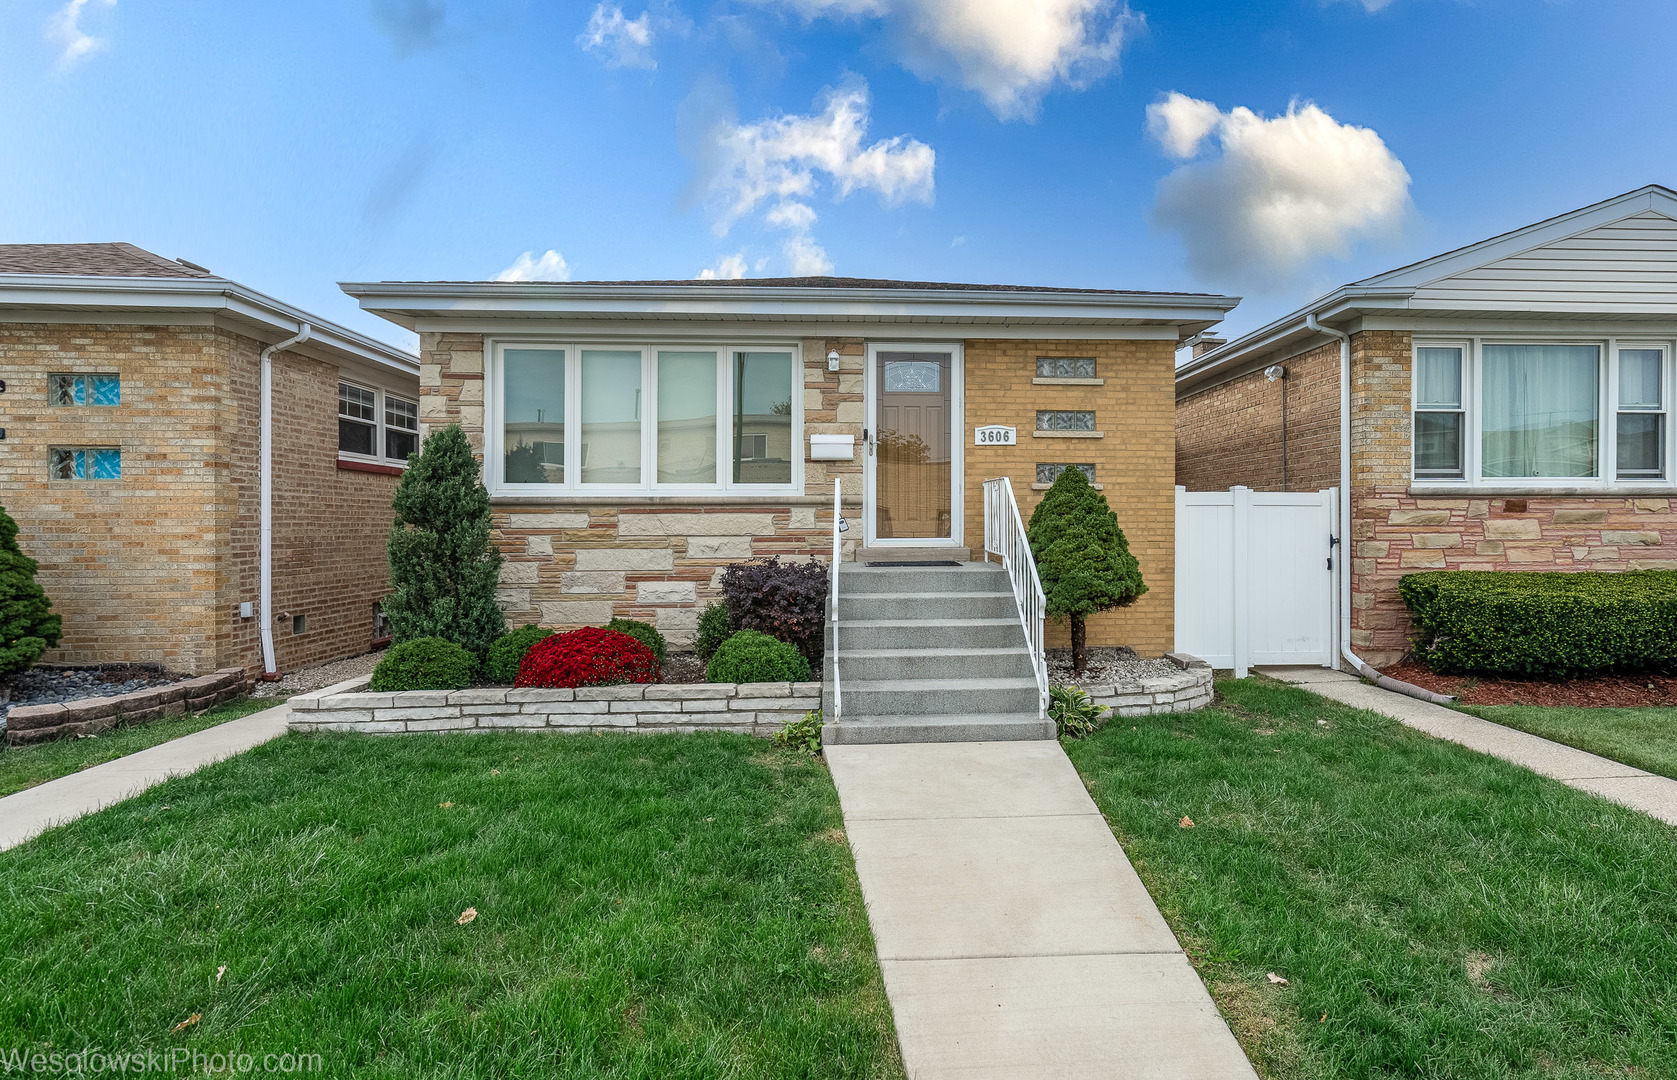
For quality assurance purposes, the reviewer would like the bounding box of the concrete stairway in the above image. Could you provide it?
[822,562,1054,745]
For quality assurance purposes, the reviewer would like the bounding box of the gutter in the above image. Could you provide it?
[259,323,311,679]
[1305,312,1455,707]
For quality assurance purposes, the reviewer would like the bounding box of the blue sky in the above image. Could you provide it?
[4,0,1677,353]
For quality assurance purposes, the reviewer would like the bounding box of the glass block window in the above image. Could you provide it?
[1037,463,1095,484]
[1036,410,1096,431]
[385,395,419,461]
[50,447,122,480]
[1036,357,1096,379]
[49,374,120,406]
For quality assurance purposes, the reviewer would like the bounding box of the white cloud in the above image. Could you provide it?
[700,81,933,276]
[579,4,656,69]
[697,254,749,279]
[48,0,116,69]
[1147,93,1411,288]
[495,250,571,282]
[769,0,1140,120]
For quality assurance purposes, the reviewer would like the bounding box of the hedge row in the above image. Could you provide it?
[1398,570,1677,677]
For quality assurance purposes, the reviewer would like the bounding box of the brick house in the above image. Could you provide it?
[0,244,418,676]
[341,277,1237,656]
[1176,186,1677,667]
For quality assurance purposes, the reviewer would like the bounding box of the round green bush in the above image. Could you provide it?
[695,601,731,662]
[706,629,811,684]
[487,624,555,685]
[369,636,476,692]
[605,616,667,663]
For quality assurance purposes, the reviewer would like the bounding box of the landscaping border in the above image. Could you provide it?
[1085,653,1213,717]
[287,679,823,736]
[4,668,252,746]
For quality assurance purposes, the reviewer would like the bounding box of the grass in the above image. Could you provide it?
[1458,704,1677,781]
[0,731,902,1080]
[1064,676,1677,1080]
[0,696,280,798]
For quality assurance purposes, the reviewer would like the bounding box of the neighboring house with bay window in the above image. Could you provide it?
[341,276,1237,656]
[0,244,417,675]
[1176,186,1677,667]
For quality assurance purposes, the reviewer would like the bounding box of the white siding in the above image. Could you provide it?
[1412,211,1677,312]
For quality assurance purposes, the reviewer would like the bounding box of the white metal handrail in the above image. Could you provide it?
[829,477,843,721]
[983,477,1048,718]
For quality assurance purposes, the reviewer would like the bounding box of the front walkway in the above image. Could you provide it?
[0,702,291,853]
[827,740,1257,1080]
[1265,667,1677,827]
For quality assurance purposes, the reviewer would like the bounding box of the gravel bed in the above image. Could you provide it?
[253,650,387,698]
[1046,648,1181,689]
[2,666,192,723]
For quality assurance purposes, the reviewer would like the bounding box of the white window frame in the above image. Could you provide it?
[338,380,419,468]
[485,339,804,498]
[1412,336,1677,489]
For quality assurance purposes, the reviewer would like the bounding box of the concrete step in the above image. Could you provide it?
[842,677,1042,717]
[837,646,1035,682]
[834,618,1027,650]
[856,546,972,564]
[840,591,1019,621]
[838,563,1008,594]
[822,712,1055,745]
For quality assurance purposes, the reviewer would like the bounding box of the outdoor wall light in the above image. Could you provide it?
[827,350,841,371]
[1265,365,1287,381]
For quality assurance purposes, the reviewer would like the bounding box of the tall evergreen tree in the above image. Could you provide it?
[1026,468,1147,676]
[383,424,505,663]
[0,502,62,678]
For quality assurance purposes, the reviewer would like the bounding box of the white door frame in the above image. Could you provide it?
[863,342,965,548]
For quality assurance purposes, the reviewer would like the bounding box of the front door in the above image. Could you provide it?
[865,345,961,546]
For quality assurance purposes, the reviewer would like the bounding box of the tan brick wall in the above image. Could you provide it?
[0,322,403,675]
[1176,339,1341,493]
[964,339,1176,657]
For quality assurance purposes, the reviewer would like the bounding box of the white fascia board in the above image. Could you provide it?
[0,274,417,375]
[1174,287,1413,393]
[408,316,1190,342]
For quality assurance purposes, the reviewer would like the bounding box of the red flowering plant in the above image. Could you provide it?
[514,626,661,688]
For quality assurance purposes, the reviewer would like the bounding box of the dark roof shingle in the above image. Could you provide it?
[0,243,213,279]
[424,275,1218,297]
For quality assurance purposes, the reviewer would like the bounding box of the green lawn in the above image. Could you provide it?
[0,696,281,798]
[1065,677,1677,1080]
[1458,704,1677,781]
[0,731,901,1080]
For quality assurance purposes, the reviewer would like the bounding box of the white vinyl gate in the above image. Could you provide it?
[1175,486,1338,676]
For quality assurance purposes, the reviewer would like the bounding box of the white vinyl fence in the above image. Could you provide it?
[1175,486,1338,677]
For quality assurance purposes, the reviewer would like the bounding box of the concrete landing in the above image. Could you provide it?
[827,740,1257,1080]
[1263,667,1677,827]
[0,699,298,853]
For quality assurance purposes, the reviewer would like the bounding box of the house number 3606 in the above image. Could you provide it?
[973,425,1017,446]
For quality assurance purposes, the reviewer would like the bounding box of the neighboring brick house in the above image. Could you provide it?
[1176,186,1677,667]
[0,244,418,675]
[342,277,1237,656]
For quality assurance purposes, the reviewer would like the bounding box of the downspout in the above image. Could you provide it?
[259,322,311,679]
[1306,312,1455,705]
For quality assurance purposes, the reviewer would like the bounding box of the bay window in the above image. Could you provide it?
[1413,339,1673,486]
[491,342,800,494]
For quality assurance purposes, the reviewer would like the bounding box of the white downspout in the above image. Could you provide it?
[1305,312,1377,680]
[259,322,311,678]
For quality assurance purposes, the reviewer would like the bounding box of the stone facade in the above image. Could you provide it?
[1177,327,1677,666]
[422,332,1178,655]
[0,321,409,674]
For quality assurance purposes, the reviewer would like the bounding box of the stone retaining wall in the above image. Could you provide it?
[4,667,252,745]
[1086,653,1213,717]
[287,680,823,736]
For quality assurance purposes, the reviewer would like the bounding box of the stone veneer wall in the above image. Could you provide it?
[0,321,406,674]
[287,679,822,736]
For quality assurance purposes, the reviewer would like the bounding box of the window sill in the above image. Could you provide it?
[1032,481,1103,490]
[1031,431,1104,439]
[1409,483,1677,497]
[337,457,406,476]
[1032,377,1104,386]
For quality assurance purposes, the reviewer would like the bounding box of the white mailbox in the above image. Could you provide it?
[809,433,855,461]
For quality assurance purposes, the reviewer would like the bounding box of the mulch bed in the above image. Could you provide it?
[661,652,707,684]
[1383,661,1677,707]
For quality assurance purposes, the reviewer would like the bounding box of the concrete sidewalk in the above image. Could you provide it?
[1264,667,1677,827]
[0,702,292,853]
[827,740,1257,1080]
